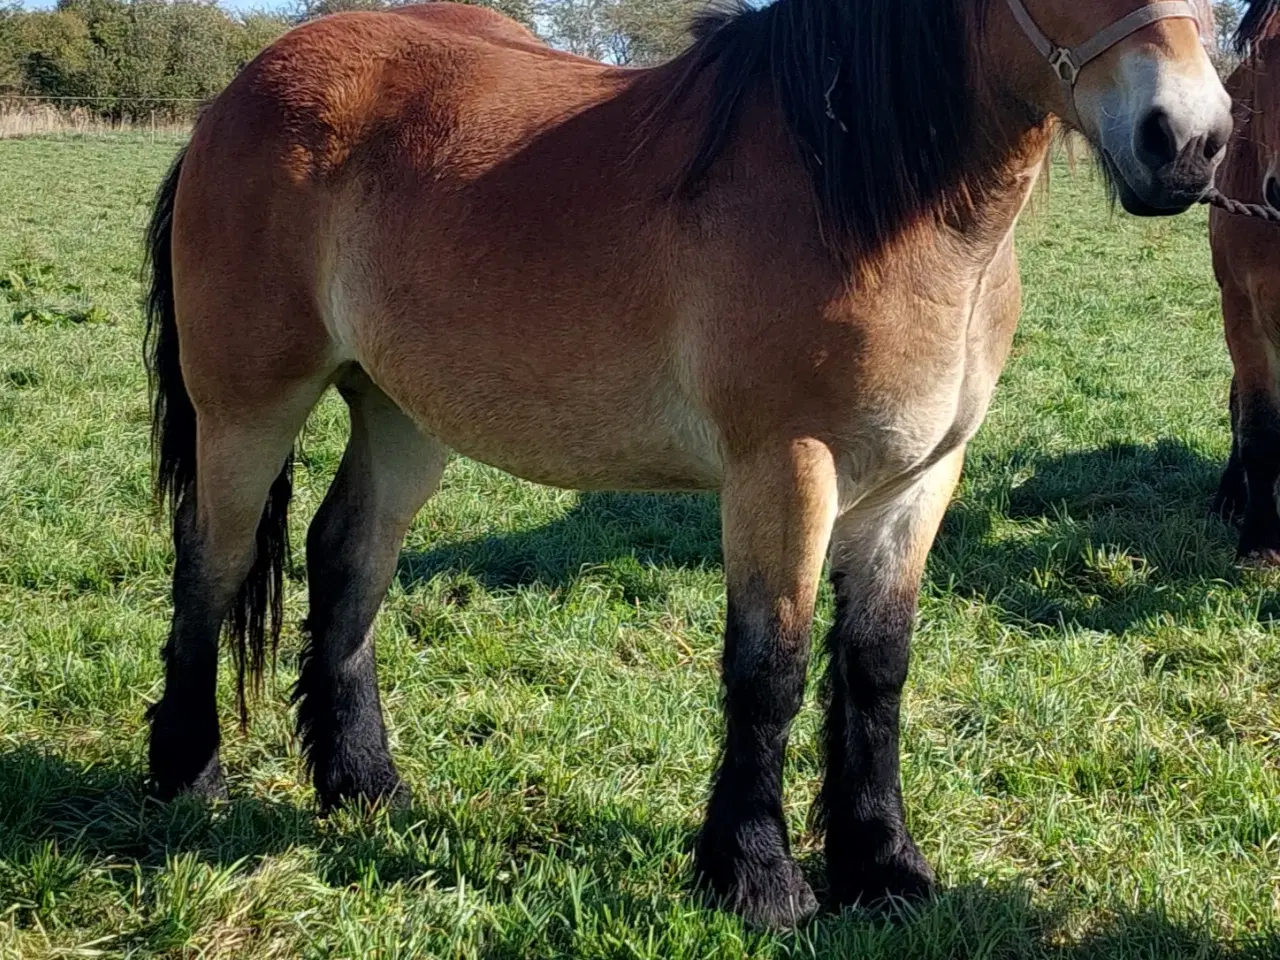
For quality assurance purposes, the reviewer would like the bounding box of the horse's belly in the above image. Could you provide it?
[384,365,724,491]
[453,419,724,492]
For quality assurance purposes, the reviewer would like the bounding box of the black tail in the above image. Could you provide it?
[144,147,293,725]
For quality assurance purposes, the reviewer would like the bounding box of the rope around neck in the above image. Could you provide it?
[1201,187,1280,223]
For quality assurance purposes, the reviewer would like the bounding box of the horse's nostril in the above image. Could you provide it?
[1203,129,1226,162]
[1136,108,1179,170]
[1266,176,1280,211]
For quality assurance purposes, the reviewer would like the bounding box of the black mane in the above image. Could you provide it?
[1237,0,1280,52]
[662,0,996,263]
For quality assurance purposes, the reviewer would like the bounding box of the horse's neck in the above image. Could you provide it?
[1219,60,1265,202]
[881,51,1055,254]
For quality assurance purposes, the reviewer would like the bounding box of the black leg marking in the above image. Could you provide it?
[1236,391,1280,564]
[820,574,934,909]
[294,379,443,812]
[1214,380,1246,522]
[295,616,404,812]
[694,594,817,929]
[295,499,406,812]
[147,499,227,801]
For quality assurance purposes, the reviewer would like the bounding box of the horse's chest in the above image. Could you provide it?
[837,248,1021,484]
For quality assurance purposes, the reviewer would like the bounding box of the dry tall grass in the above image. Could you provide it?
[0,101,191,139]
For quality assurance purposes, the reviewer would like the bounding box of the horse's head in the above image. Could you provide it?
[998,0,1230,215]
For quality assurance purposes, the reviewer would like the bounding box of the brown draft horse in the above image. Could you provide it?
[1212,1,1280,562]
[143,0,1229,927]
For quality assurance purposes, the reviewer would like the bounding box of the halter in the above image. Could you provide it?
[1002,0,1201,126]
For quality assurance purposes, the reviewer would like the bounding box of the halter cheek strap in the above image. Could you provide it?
[1002,0,1201,126]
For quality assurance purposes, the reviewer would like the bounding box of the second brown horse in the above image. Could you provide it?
[1212,2,1280,562]
[144,0,1229,928]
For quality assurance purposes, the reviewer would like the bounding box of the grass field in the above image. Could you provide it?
[0,135,1277,959]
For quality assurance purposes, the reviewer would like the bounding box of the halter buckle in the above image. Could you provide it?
[1047,47,1080,86]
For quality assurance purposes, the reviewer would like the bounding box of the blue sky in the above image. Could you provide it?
[18,0,286,9]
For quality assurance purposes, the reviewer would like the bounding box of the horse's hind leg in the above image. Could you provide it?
[819,449,963,908]
[297,370,448,810]
[696,440,838,929]
[149,396,319,799]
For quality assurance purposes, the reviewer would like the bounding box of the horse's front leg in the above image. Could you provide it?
[696,439,838,929]
[819,448,964,909]
[1221,283,1280,564]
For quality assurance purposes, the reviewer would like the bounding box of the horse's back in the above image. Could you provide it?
[172,5,624,331]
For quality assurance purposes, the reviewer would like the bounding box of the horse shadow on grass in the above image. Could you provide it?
[396,487,723,592]
[0,744,675,911]
[928,437,1256,632]
[1,746,1275,956]
[397,438,1254,634]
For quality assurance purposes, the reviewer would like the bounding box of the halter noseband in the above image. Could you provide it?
[1002,0,1201,125]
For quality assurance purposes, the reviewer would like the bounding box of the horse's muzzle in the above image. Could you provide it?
[1114,106,1230,216]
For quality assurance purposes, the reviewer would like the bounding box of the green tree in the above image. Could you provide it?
[0,4,21,90]
[539,0,699,64]
[1214,0,1242,47]
[0,0,703,122]
[0,0,292,116]
[291,0,535,31]
[7,8,96,98]
[1211,0,1244,74]
[233,11,291,70]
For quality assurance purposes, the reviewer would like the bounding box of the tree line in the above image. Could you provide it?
[0,0,700,119]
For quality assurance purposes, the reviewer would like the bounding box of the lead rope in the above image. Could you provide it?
[1201,187,1280,222]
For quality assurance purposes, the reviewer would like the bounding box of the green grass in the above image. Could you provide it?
[1,134,1278,959]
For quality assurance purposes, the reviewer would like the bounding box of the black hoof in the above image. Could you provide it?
[694,835,818,929]
[827,838,936,911]
[316,764,409,814]
[147,695,226,802]
[1238,544,1280,568]
[148,754,229,803]
[699,858,818,930]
